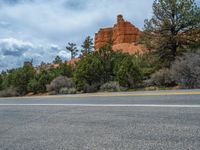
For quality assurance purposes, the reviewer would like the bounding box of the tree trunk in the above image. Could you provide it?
[171,43,177,59]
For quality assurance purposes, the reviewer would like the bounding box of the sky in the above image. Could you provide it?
[0,0,170,71]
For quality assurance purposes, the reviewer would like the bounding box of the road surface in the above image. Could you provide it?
[0,90,200,150]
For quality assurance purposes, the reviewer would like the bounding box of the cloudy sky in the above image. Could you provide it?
[2,0,198,71]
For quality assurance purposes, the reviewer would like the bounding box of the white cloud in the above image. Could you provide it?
[58,50,71,59]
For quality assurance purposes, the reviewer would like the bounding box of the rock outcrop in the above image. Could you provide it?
[95,15,146,54]
[95,28,113,49]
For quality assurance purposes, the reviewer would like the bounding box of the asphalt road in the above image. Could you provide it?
[0,90,200,150]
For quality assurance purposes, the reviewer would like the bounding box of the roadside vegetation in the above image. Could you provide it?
[0,0,200,97]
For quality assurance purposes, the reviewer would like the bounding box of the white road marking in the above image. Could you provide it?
[0,104,200,108]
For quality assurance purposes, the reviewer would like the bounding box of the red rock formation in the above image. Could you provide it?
[112,15,140,45]
[95,15,146,54]
[95,28,112,49]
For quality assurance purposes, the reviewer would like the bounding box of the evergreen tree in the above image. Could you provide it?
[59,63,73,77]
[81,36,94,56]
[97,44,115,82]
[66,42,78,60]
[73,54,104,91]
[116,56,142,88]
[7,61,35,95]
[141,0,200,63]
[28,70,53,93]
[53,56,62,64]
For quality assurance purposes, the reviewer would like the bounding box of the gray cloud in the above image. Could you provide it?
[0,0,157,71]
[0,38,33,56]
[0,38,70,71]
[0,0,155,42]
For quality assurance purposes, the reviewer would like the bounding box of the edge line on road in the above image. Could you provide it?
[0,104,200,108]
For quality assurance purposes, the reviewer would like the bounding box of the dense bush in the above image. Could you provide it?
[5,62,35,95]
[146,68,175,87]
[100,81,122,92]
[28,70,55,94]
[0,87,19,97]
[136,52,164,79]
[27,79,41,94]
[171,51,200,88]
[27,63,73,94]
[74,46,144,91]
[97,45,121,82]
[73,53,104,91]
[46,76,74,94]
[82,83,101,93]
[58,63,73,77]
[115,55,143,88]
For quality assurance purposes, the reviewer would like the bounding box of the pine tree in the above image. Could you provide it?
[66,42,78,60]
[141,0,200,62]
[81,36,94,56]
[53,56,62,64]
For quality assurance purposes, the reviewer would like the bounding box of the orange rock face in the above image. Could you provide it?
[95,28,113,49]
[95,15,146,54]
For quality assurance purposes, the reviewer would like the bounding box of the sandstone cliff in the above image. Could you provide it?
[95,15,146,54]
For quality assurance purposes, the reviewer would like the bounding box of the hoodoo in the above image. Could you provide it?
[95,15,146,54]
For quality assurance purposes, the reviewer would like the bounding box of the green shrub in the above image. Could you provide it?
[6,62,35,95]
[82,83,100,93]
[27,79,40,94]
[100,81,122,92]
[171,51,200,88]
[28,70,55,94]
[58,63,73,77]
[116,56,143,88]
[147,68,175,87]
[73,53,104,91]
[136,52,164,79]
[97,44,118,82]
[46,76,74,94]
